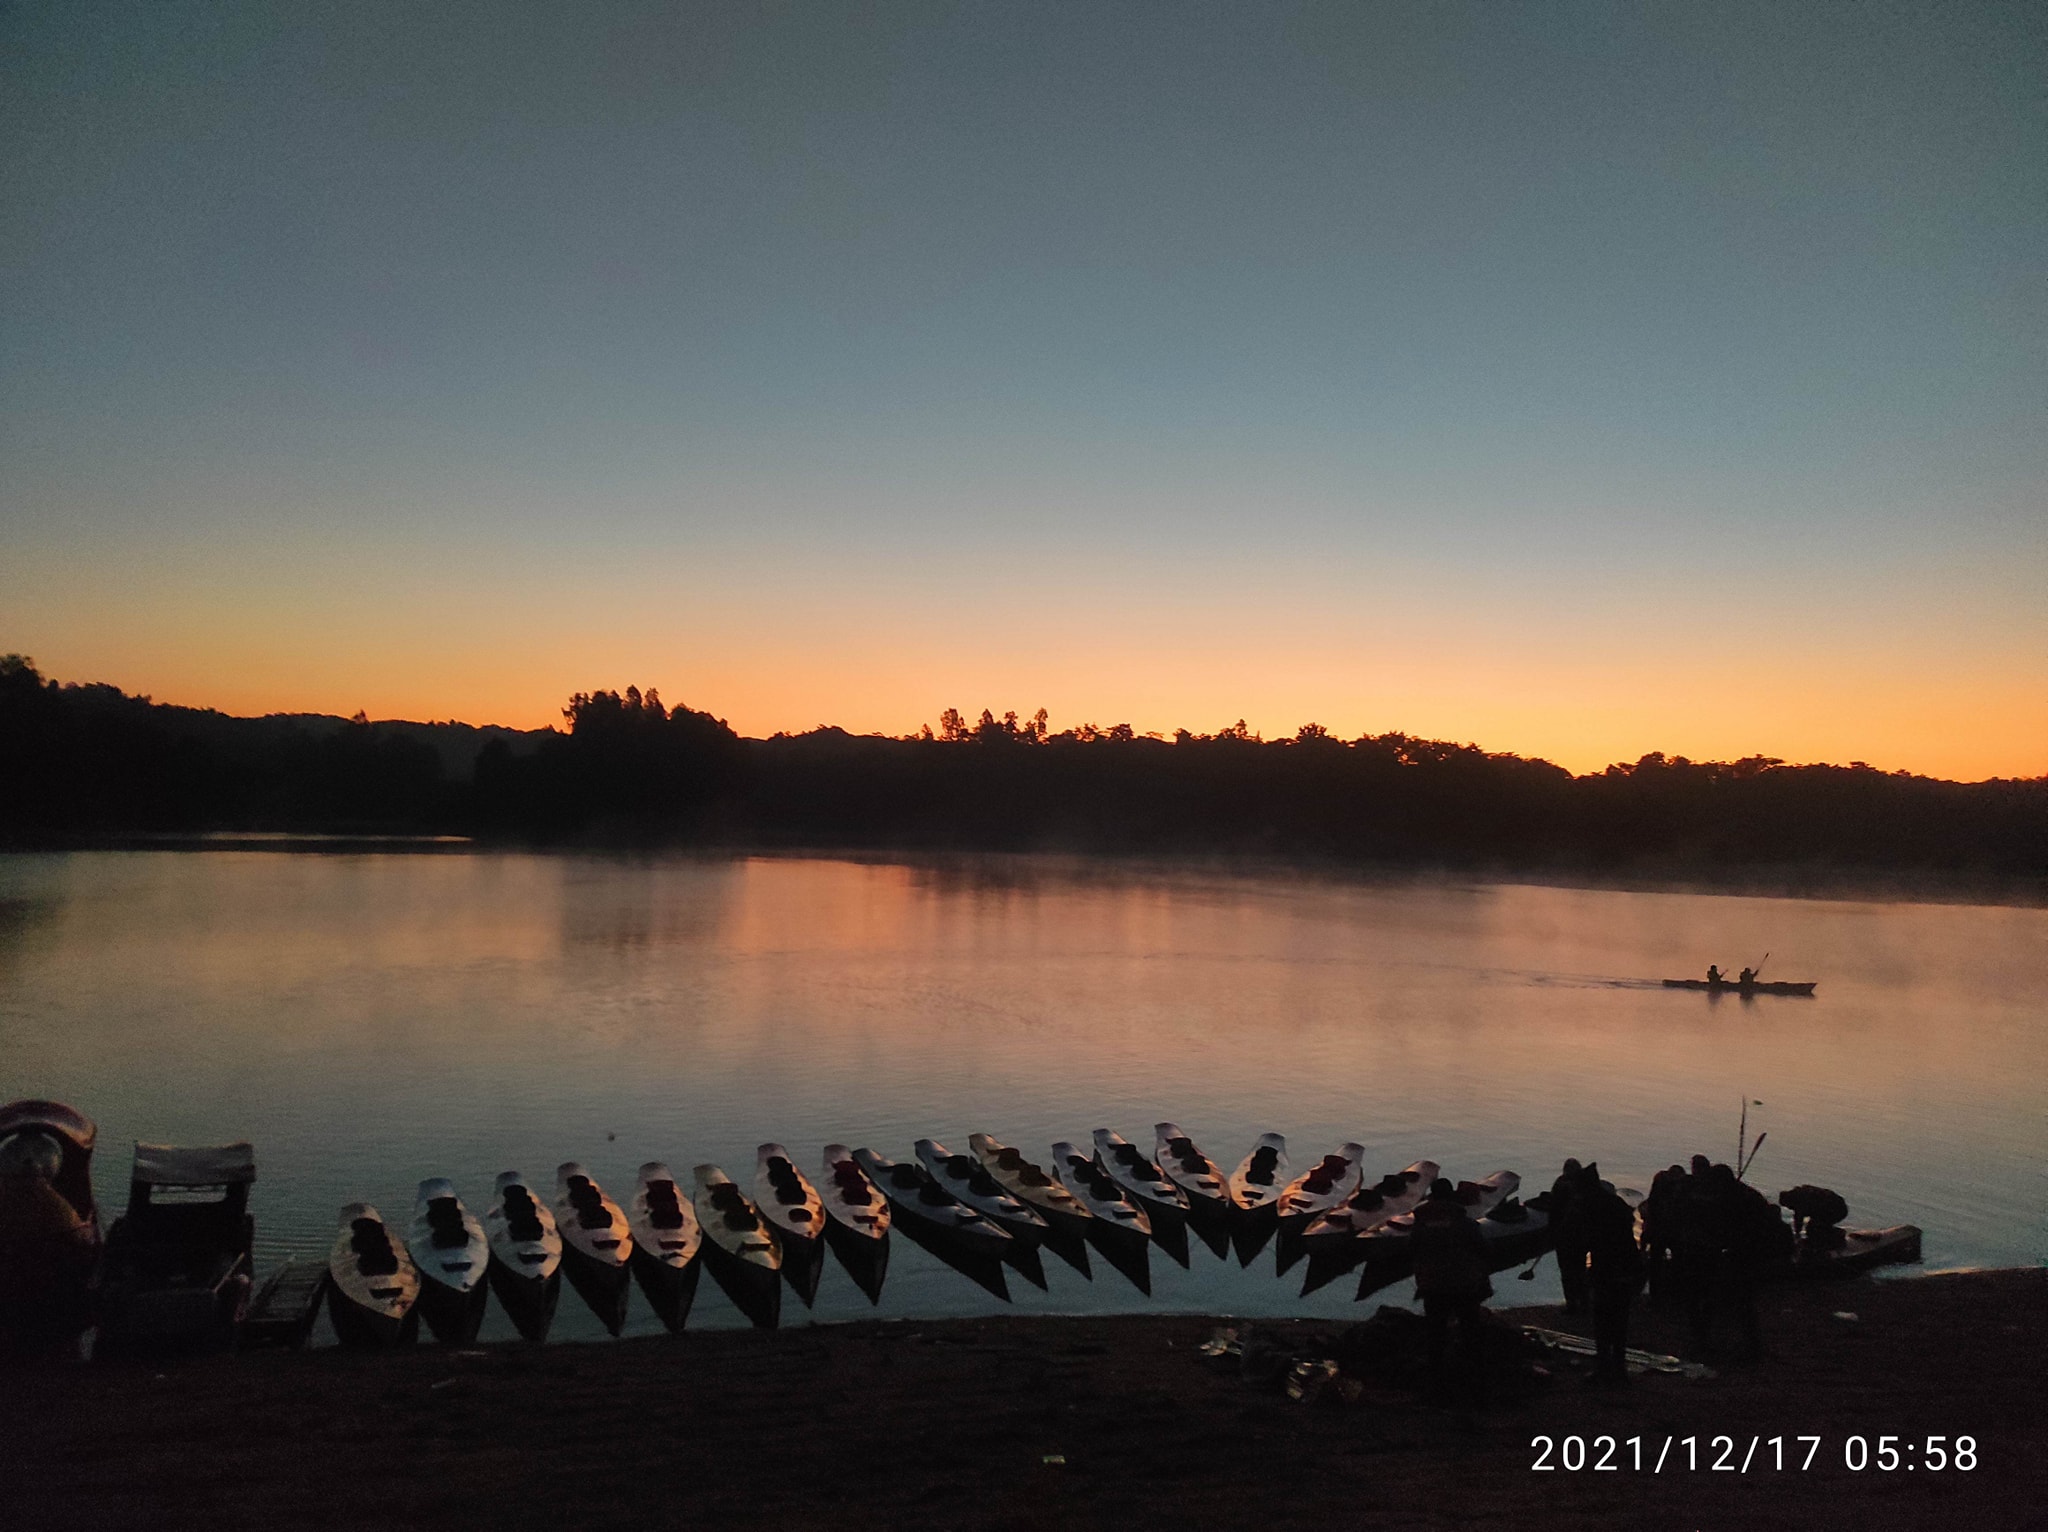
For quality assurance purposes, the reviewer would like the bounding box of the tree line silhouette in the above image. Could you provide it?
[3,656,2043,879]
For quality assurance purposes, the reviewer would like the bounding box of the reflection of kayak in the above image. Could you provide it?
[1663,979,1817,996]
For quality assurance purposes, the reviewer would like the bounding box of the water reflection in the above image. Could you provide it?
[0,851,2042,1339]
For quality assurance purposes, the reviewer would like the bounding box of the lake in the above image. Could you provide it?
[1,850,2041,1339]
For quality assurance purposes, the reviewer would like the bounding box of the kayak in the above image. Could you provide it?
[628,1162,703,1332]
[1152,1124,1232,1215]
[405,1179,490,1345]
[555,1163,634,1335]
[917,1138,1050,1237]
[326,1203,419,1349]
[1050,1141,1152,1238]
[1092,1128,1190,1216]
[484,1171,563,1343]
[1299,1160,1440,1248]
[853,1147,1014,1301]
[968,1133,1094,1227]
[819,1145,890,1304]
[1275,1143,1367,1224]
[1662,979,1817,996]
[1227,1133,1290,1216]
[754,1145,826,1307]
[692,1164,782,1329]
[1779,1225,1922,1280]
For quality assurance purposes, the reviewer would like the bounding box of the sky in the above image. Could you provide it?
[3,0,2043,778]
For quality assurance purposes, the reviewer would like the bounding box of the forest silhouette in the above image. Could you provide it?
[3,656,2042,879]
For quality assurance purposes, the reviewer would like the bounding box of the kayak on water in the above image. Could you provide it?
[1662,978,1817,996]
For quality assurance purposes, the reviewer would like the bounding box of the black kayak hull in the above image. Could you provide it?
[1662,979,1816,996]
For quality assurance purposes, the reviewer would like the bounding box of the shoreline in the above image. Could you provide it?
[11,1267,2041,1531]
[8,837,2045,909]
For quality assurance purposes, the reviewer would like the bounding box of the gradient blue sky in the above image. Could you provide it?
[3,1,2043,775]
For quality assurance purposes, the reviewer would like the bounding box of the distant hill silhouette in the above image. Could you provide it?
[3,657,2043,879]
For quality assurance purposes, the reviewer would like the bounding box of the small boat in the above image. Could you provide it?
[1050,1141,1151,1237]
[628,1163,703,1332]
[326,1202,419,1349]
[853,1148,1012,1249]
[1662,978,1817,996]
[1783,1225,1922,1280]
[243,1259,326,1350]
[1351,1181,1547,1300]
[968,1132,1096,1278]
[1227,1133,1290,1217]
[969,1133,1093,1227]
[917,1137,1049,1287]
[1275,1143,1367,1225]
[485,1170,563,1343]
[692,1165,782,1329]
[97,1142,257,1359]
[1224,1133,1290,1264]
[1050,1141,1152,1292]
[1299,1160,1441,1249]
[853,1147,1012,1300]
[1092,1128,1190,1215]
[819,1145,890,1304]
[917,1139,1049,1237]
[753,1146,826,1307]
[1152,1124,1231,1214]
[0,1100,102,1359]
[555,1163,634,1335]
[405,1179,490,1345]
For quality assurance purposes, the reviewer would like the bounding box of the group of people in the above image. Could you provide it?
[1407,1152,1791,1393]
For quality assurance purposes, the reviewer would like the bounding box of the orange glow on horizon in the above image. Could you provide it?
[27,642,2043,784]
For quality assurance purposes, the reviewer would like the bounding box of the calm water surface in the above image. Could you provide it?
[2,852,2041,1339]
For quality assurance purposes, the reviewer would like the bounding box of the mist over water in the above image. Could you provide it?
[2,851,2041,1339]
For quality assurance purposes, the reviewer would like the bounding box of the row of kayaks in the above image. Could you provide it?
[322,1128,1558,1344]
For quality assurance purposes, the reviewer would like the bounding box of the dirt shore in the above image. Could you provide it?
[6,1268,2041,1532]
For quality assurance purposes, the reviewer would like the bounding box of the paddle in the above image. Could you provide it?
[1739,1131,1768,1179]
[1515,1250,1545,1281]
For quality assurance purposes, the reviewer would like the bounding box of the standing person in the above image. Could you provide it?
[1640,1164,1688,1306]
[1574,1169,1646,1384]
[1548,1159,1588,1315]
[1410,1179,1493,1395]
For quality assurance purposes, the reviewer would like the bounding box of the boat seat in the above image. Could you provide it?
[501,1186,547,1243]
[350,1220,400,1276]
[888,1165,922,1189]
[426,1197,470,1249]
[916,1183,954,1206]
[644,1181,688,1231]
[994,1148,1028,1170]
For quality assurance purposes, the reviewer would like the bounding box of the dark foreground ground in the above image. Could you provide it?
[6,1268,2041,1532]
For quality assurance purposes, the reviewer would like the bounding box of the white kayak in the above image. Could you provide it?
[820,1145,891,1239]
[1092,1128,1190,1213]
[917,1138,1049,1234]
[1227,1133,1290,1215]
[691,1165,782,1273]
[969,1133,1093,1226]
[408,1178,488,1294]
[1300,1160,1441,1241]
[406,1178,489,1344]
[555,1162,635,1333]
[852,1147,1013,1252]
[1051,1141,1152,1237]
[327,1202,419,1348]
[1153,1124,1231,1212]
[1368,1170,1524,1244]
[753,1144,826,1248]
[1275,1142,1367,1222]
[484,1170,563,1342]
[629,1162,703,1272]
